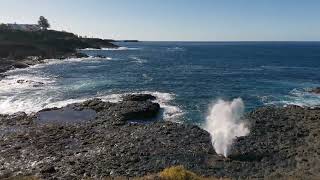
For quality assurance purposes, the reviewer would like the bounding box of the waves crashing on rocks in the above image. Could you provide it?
[204,98,250,157]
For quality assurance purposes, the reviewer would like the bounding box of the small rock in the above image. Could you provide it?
[12,62,29,69]
[40,166,56,174]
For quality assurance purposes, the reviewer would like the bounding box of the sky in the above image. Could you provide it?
[0,0,320,41]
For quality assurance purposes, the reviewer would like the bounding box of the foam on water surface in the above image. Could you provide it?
[0,58,183,121]
[1,42,320,124]
[80,47,141,51]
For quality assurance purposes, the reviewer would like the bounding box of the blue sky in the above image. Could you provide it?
[0,0,320,41]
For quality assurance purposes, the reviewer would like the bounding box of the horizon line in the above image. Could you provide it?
[122,40,320,43]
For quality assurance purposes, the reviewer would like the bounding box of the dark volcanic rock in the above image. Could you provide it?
[95,54,107,58]
[11,62,29,68]
[0,112,34,126]
[223,106,320,179]
[308,87,320,94]
[0,73,5,79]
[0,95,212,179]
[74,52,89,58]
[122,94,156,102]
[0,97,319,179]
[77,98,160,122]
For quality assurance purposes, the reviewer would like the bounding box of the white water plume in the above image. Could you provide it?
[204,98,250,157]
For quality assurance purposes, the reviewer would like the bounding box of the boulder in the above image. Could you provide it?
[122,94,156,102]
[95,54,106,58]
[78,96,160,122]
[74,52,89,58]
[12,62,29,69]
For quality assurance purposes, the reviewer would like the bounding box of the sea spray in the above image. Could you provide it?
[204,98,249,157]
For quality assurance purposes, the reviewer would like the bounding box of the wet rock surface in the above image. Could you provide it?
[308,87,320,94]
[0,96,319,179]
[0,95,211,179]
[37,107,97,125]
[0,53,87,80]
[122,94,157,102]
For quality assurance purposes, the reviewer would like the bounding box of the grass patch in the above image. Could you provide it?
[159,165,200,180]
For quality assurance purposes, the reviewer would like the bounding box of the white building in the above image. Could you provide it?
[5,23,41,32]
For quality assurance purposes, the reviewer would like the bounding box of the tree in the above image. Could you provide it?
[0,23,8,30]
[38,16,50,30]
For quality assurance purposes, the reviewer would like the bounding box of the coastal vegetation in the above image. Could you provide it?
[37,16,50,30]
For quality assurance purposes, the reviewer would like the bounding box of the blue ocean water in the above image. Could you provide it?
[1,42,320,124]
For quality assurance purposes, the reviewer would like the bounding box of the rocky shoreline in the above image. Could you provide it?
[0,94,319,179]
[0,29,119,78]
[0,52,88,76]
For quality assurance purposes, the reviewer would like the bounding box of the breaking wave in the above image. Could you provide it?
[129,56,148,64]
[167,47,185,52]
[99,91,184,121]
[142,91,184,121]
[0,64,182,120]
[42,57,112,64]
[263,88,320,107]
[80,47,141,51]
[0,89,183,122]
[0,56,182,119]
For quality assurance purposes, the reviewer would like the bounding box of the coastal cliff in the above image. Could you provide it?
[0,29,118,74]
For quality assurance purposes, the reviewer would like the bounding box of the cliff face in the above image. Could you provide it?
[0,29,118,75]
[0,29,118,59]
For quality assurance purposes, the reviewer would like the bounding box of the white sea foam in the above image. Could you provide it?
[142,74,153,81]
[0,95,53,114]
[0,89,123,114]
[98,93,123,103]
[167,47,185,51]
[39,57,112,66]
[203,98,250,157]
[141,91,184,121]
[99,91,184,121]
[264,88,320,107]
[80,47,141,51]
[45,98,88,109]
[0,65,181,117]
[0,74,55,93]
[0,56,181,120]
[129,56,147,64]
[0,76,183,121]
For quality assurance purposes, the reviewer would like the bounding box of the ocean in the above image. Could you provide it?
[1,41,320,125]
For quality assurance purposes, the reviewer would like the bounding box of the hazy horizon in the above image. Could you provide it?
[1,0,320,41]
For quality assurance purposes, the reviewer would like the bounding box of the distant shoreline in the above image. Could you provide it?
[135,40,320,43]
[0,29,120,76]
